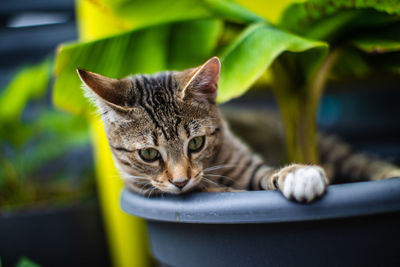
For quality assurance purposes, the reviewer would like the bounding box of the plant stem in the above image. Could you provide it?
[272,49,340,164]
[299,49,341,164]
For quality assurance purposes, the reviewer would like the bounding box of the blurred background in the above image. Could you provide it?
[0,1,110,267]
[1,0,400,266]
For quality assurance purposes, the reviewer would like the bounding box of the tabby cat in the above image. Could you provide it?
[78,57,400,202]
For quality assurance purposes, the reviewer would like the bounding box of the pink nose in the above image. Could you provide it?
[171,179,189,189]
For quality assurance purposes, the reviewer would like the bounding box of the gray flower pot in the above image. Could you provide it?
[121,178,400,267]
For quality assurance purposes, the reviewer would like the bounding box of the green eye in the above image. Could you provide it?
[138,148,160,162]
[188,136,205,153]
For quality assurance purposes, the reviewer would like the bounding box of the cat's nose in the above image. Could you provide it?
[170,179,189,189]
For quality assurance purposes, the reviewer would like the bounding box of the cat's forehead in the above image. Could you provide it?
[132,72,178,96]
[128,73,214,138]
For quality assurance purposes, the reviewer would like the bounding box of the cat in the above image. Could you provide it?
[78,57,400,202]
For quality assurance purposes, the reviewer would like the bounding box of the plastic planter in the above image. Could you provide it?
[122,178,400,267]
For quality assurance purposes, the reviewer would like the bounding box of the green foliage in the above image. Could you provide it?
[101,0,212,30]
[0,59,94,209]
[0,60,51,126]
[218,22,327,103]
[16,257,40,267]
[100,0,264,30]
[54,19,223,114]
[51,0,400,164]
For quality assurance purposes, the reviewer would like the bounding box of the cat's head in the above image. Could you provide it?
[78,57,223,194]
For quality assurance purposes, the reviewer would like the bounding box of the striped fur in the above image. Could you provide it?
[319,135,400,183]
[78,57,399,202]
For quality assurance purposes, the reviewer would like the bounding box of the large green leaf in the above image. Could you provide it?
[217,22,327,103]
[203,0,265,23]
[280,1,400,42]
[234,0,302,24]
[100,0,212,30]
[97,0,262,32]
[54,25,169,114]
[54,19,222,114]
[167,19,223,70]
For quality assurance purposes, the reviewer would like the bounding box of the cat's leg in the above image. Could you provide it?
[215,128,328,201]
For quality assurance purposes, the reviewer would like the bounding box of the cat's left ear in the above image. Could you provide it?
[77,69,133,111]
[178,56,220,103]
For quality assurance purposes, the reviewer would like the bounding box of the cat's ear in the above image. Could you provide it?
[179,56,220,103]
[77,69,133,111]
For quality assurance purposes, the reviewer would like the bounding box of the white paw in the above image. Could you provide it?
[282,166,327,202]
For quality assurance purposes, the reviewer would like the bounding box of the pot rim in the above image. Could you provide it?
[121,177,400,224]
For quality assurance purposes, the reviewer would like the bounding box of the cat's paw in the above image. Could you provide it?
[277,165,328,202]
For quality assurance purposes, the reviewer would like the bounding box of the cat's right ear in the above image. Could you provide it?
[77,69,133,111]
[177,57,220,103]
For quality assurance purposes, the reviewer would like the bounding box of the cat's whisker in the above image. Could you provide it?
[203,164,242,172]
[203,173,235,182]
[201,177,219,186]
[147,187,157,198]
[139,181,152,193]
[192,118,216,123]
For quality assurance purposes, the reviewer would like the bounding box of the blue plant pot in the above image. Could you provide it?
[121,178,400,267]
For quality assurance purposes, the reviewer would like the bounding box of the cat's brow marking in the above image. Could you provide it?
[210,127,220,136]
[111,145,134,153]
[151,131,159,146]
[184,124,190,137]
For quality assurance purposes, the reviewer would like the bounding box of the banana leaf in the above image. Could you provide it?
[54,19,223,114]
[89,0,262,34]
[217,22,327,103]
[280,1,400,42]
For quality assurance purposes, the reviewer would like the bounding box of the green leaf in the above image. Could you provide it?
[0,59,51,121]
[283,0,400,22]
[98,0,263,32]
[54,19,223,114]
[234,0,301,24]
[54,25,170,114]
[16,257,40,267]
[168,19,223,69]
[203,0,265,24]
[217,22,327,103]
[280,1,400,41]
[352,23,400,53]
[353,37,400,53]
[101,0,213,30]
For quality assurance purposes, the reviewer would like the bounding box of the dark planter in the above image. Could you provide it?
[0,201,110,267]
[122,178,400,267]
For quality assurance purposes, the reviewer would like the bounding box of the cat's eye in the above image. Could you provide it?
[188,136,205,153]
[138,148,160,162]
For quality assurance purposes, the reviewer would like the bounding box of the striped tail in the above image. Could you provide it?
[318,135,400,183]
